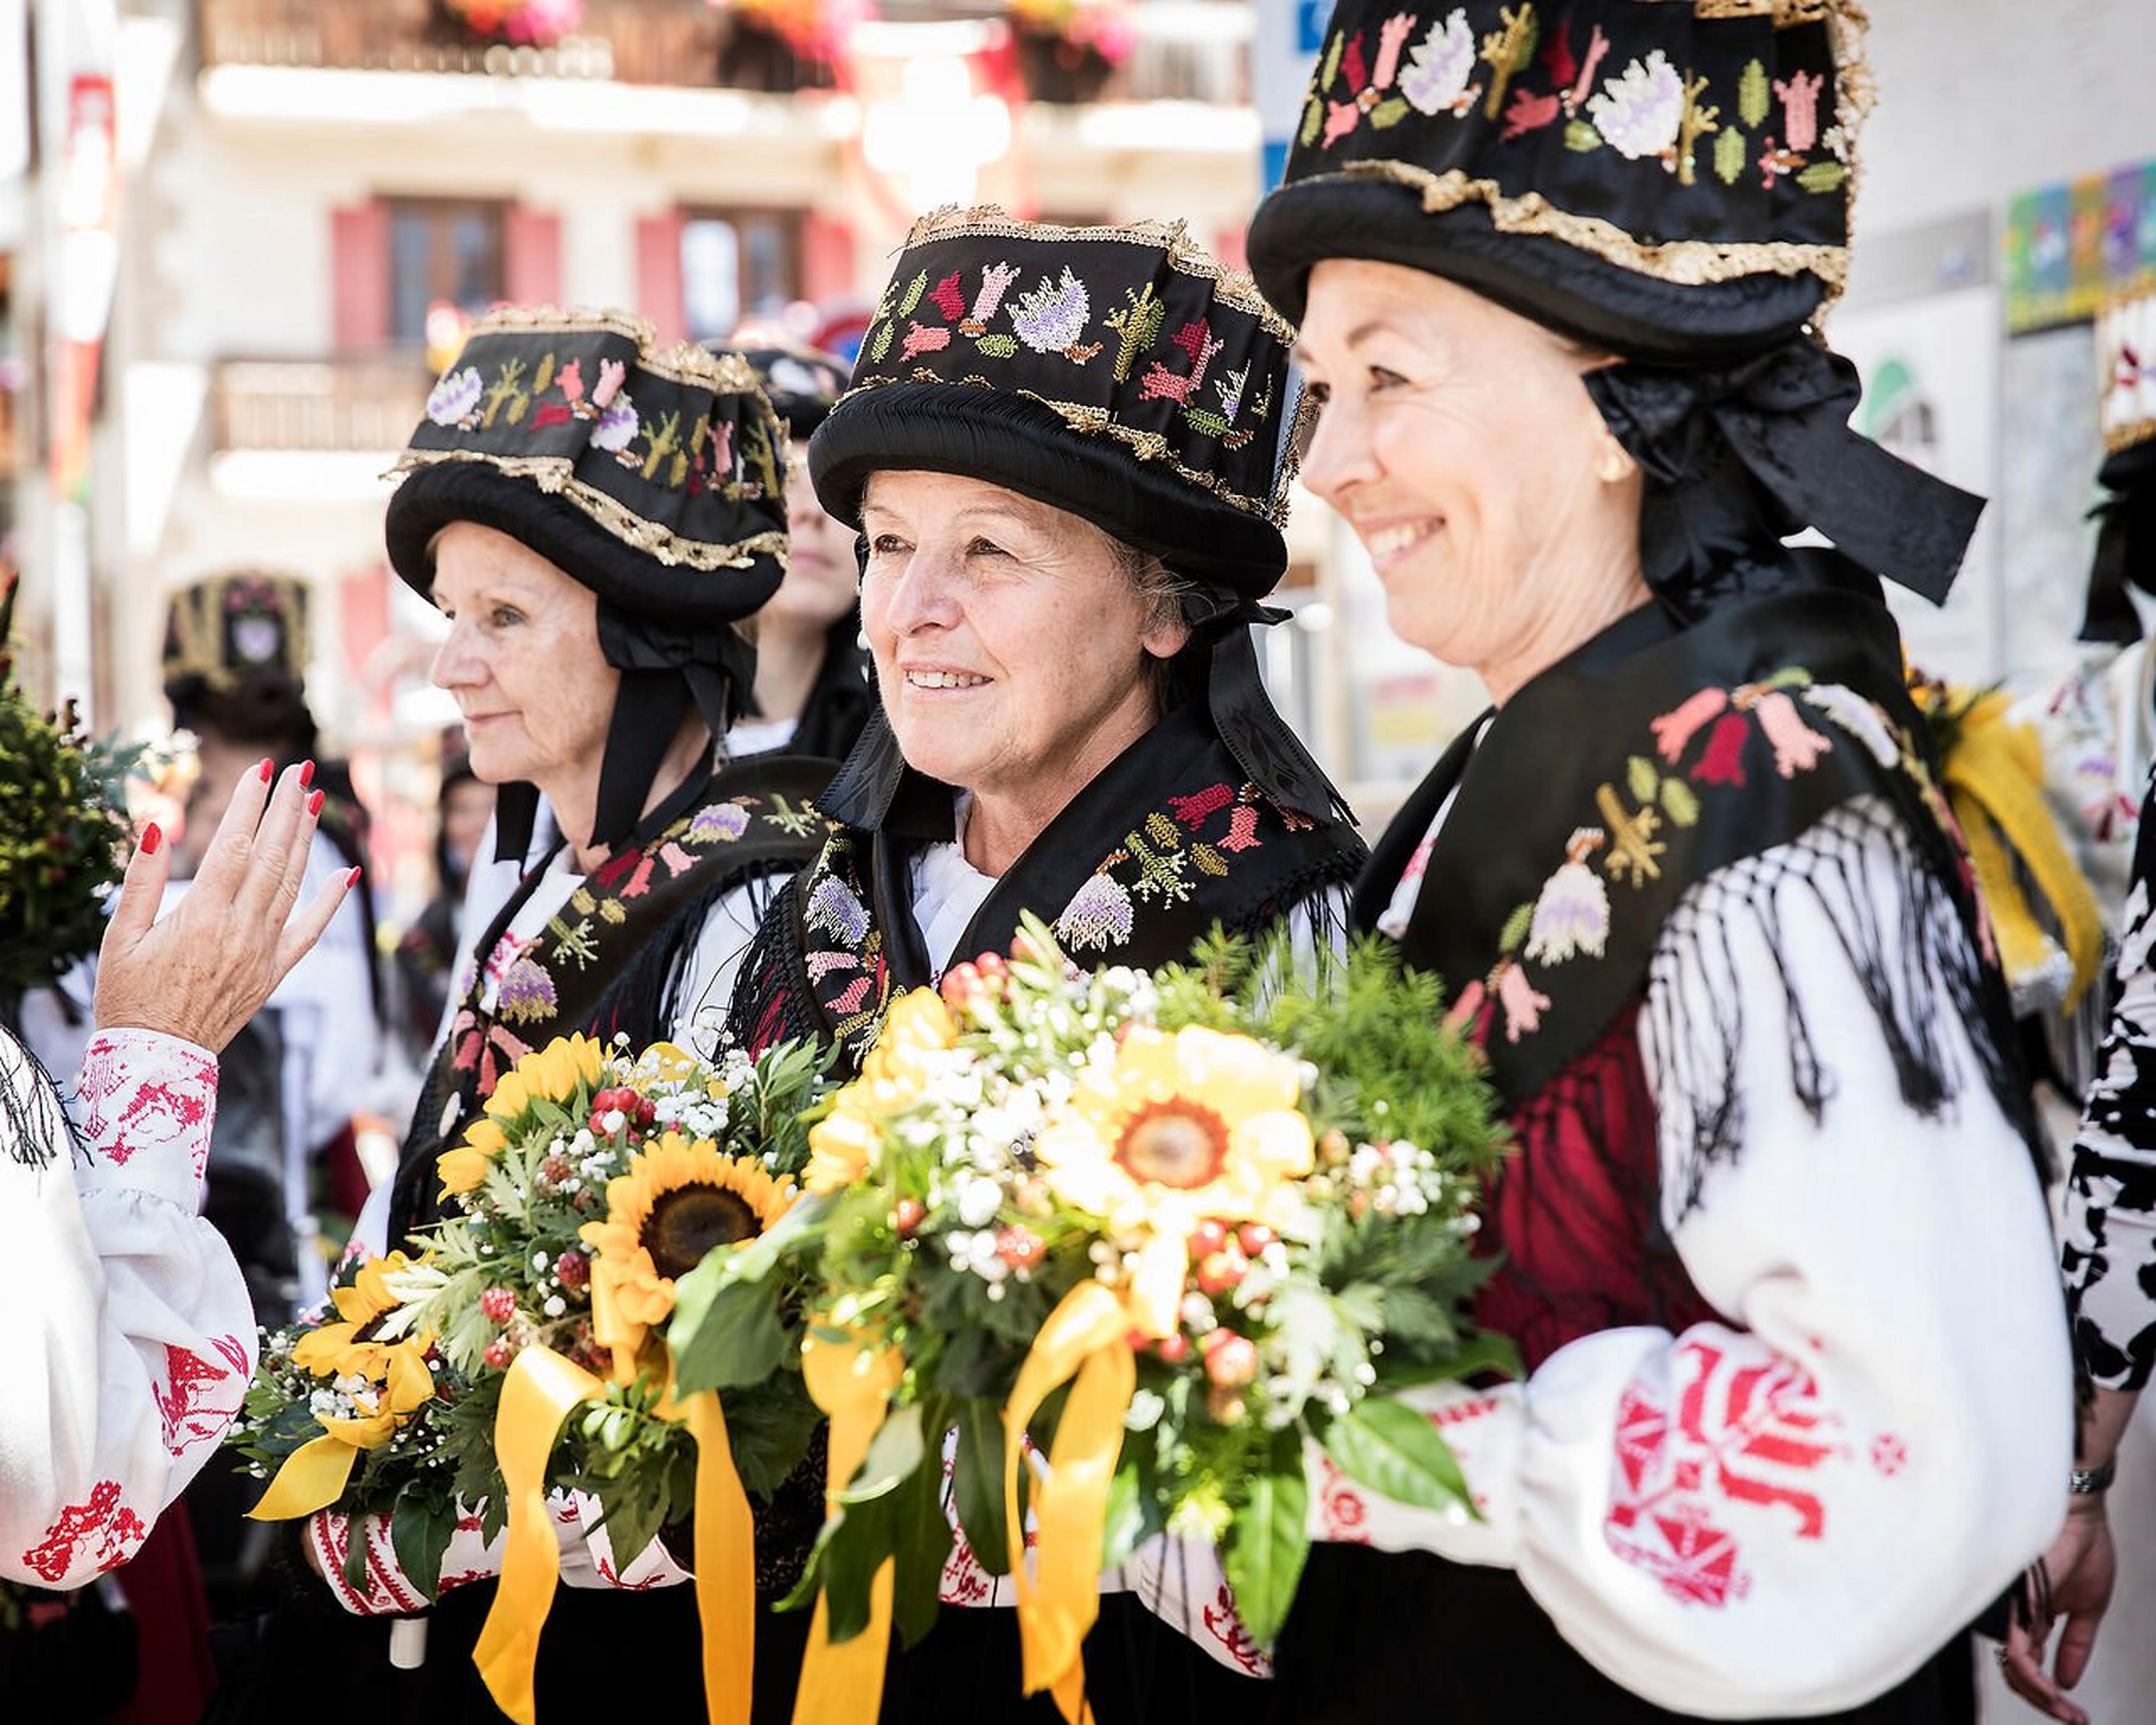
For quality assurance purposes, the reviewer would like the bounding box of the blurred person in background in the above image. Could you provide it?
[390,754,495,1069]
[726,334,875,764]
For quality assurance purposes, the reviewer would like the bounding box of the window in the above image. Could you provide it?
[681,209,803,344]
[386,199,506,347]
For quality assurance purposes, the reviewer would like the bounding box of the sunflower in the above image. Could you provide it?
[804,990,958,1195]
[436,1116,509,1198]
[579,1132,800,1381]
[293,1252,427,1381]
[316,1334,436,1450]
[1034,1026,1314,1337]
[484,1033,607,1124]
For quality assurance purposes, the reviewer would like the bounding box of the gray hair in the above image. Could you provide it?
[1108,539,1193,712]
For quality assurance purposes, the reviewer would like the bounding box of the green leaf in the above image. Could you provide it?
[818,1492,896,1645]
[1320,1396,1472,1516]
[890,1442,955,1651]
[1738,58,1770,129]
[843,1402,926,1504]
[1221,1429,1309,1651]
[1564,120,1602,153]
[1797,161,1848,194]
[1659,777,1701,829]
[389,1491,458,1602]
[1099,1462,1151,1573]
[1498,900,1536,955]
[869,320,894,366]
[974,334,1018,359]
[669,1265,789,1394]
[897,269,928,317]
[1626,755,1659,805]
[1369,97,1410,130]
[953,1400,1011,1577]
[1372,1329,1522,1391]
[1714,126,1747,186]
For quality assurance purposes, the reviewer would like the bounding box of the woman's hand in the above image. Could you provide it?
[94,760,356,1052]
[2000,1495,2116,1725]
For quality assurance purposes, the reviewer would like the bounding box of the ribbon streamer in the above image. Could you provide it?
[246,1431,362,1522]
[1001,1283,1138,1725]
[475,1346,606,1725]
[682,1389,758,1725]
[791,1332,905,1725]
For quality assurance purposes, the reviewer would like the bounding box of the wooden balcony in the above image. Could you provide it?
[213,358,433,453]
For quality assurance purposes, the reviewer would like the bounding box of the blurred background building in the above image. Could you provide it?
[0,0,2152,902]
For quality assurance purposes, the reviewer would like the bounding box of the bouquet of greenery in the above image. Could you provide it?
[232,1030,836,1725]
[0,574,141,1001]
[729,917,1509,1717]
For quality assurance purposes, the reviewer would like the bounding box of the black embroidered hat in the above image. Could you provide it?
[2078,286,2156,645]
[1248,0,1867,358]
[808,206,1305,597]
[163,571,311,706]
[385,306,792,852]
[730,335,851,440]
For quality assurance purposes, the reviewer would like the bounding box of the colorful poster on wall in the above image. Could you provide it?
[2006,158,2156,333]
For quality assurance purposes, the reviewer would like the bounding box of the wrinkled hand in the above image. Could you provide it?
[94,760,355,1052]
[2000,1496,2115,1725]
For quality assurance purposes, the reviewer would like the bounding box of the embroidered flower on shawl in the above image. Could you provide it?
[426,366,483,428]
[1057,872,1136,953]
[689,802,752,843]
[1524,829,1611,965]
[808,873,871,947]
[1399,8,1478,117]
[495,954,560,1024]
[1750,691,1833,779]
[1587,51,1685,162]
[1801,683,1898,768]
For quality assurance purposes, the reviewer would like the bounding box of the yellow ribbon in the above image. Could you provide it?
[247,1431,362,1522]
[790,1332,905,1725]
[475,1346,606,1725]
[1940,695,2103,1007]
[682,1389,757,1725]
[1002,1283,1136,1725]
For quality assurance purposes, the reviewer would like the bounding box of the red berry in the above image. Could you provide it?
[483,1338,514,1370]
[1203,1332,1259,1388]
[1187,1219,1229,1261]
[940,962,981,1007]
[554,1250,589,1290]
[893,1198,926,1238]
[538,1153,570,1186]
[1196,1251,1245,1297]
[975,952,1007,980]
[994,1225,1046,1271]
[480,1288,516,1324]
[1155,1332,1191,1365]
[1237,1224,1275,1258]
[633,1098,657,1126]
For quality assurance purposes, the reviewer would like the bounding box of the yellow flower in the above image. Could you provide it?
[578,1132,799,1381]
[484,1033,606,1122]
[803,989,959,1195]
[1035,1026,1314,1337]
[290,1252,436,1444]
[437,1116,510,1199]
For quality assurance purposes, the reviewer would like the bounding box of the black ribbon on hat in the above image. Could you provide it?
[491,605,756,862]
[1586,339,1985,610]
[2077,445,2156,646]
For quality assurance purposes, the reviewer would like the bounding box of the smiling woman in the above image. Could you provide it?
[725,208,1368,1719]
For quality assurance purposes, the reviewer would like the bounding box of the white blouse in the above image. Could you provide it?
[1,1028,255,1589]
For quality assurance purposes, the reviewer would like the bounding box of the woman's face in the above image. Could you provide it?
[764,450,858,631]
[1295,259,1643,700]
[858,471,1189,808]
[428,523,618,799]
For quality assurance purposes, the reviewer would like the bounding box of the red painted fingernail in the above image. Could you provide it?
[257,757,273,783]
[308,788,326,817]
[346,866,363,888]
[299,759,316,788]
[140,822,162,856]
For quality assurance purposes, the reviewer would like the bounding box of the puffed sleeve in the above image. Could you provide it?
[0,1028,257,1589]
[1310,799,2073,1715]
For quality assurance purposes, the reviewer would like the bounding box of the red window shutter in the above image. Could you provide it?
[802,212,855,305]
[636,211,687,344]
[330,201,390,350]
[1212,225,1250,277]
[504,204,563,308]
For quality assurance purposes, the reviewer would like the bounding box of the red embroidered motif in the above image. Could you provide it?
[1693,713,1753,788]
[1604,1340,1848,1609]
[103,1079,211,1169]
[940,1535,995,1604]
[1169,783,1236,829]
[1203,1583,1271,1674]
[156,1334,249,1455]
[1870,1434,1908,1477]
[1314,1455,1373,1545]
[593,1553,667,1590]
[21,1481,148,1582]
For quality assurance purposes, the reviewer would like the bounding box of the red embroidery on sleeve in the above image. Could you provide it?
[1203,1583,1272,1675]
[1604,1340,1853,1609]
[21,1482,148,1582]
[156,1335,248,1454]
[102,1080,210,1169]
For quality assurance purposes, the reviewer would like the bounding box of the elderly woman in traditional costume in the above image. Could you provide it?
[1242,4,2071,1721]
[241,309,841,1721]
[728,209,1368,1717]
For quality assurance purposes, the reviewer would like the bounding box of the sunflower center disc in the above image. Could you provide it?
[1116,1104,1230,1190]
[645,1186,759,1279]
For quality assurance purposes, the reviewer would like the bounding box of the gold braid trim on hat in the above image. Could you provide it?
[445,304,770,398]
[1318,158,1851,299]
[385,448,792,574]
[900,204,1298,344]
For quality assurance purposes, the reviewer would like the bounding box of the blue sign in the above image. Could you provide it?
[1296,0,1332,54]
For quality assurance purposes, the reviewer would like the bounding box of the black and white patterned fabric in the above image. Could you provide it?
[2064,759,2156,1391]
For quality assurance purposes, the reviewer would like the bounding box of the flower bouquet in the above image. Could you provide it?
[1007,0,1135,104]
[231,1030,837,1725]
[733,918,1509,1718]
[439,0,585,49]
